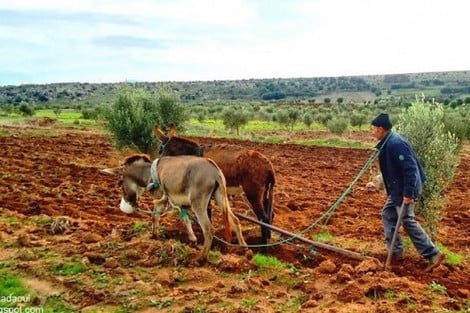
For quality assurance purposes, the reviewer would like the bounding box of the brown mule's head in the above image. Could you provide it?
[154,124,204,157]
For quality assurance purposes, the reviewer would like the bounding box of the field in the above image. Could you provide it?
[0,124,469,312]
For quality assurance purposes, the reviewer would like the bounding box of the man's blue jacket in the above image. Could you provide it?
[376,131,426,201]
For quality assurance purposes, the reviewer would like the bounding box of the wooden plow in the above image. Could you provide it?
[234,212,369,261]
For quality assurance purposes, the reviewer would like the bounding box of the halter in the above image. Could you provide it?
[160,135,206,157]
[159,137,172,156]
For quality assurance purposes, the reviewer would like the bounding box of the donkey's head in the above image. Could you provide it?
[154,124,204,157]
[101,154,152,214]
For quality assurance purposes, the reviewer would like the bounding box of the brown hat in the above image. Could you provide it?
[371,113,392,130]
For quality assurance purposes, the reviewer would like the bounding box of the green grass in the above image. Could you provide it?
[208,250,222,265]
[313,231,336,243]
[50,261,86,276]
[251,253,286,269]
[131,220,149,234]
[0,109,100,128]
[437,243,464,266]
[0,216,19,224]
[36,109,81,120]
[189,118,324,134]
[240,298,257,309]
[296,137,372,149]
[185,118,374,149]
[428,281,447,295]
[0,273,28,297]
[37,109,101,127]
[42,295,77,313]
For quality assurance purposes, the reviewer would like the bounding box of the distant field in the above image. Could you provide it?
[35,109,82,123]
[0,109,97,128]
[0,111,374,149]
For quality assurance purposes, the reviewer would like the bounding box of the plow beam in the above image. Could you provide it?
[234,212,367,261]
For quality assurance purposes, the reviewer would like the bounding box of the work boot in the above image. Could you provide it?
[425,253,445,272]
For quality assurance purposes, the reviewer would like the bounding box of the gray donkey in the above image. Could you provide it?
[101,154,247,262]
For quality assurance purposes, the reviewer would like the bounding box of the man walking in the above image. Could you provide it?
[369,113,444,272]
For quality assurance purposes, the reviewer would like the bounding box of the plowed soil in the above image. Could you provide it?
[0,125,469,312]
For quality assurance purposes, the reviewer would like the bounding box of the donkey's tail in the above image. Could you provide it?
[208,159,233,243]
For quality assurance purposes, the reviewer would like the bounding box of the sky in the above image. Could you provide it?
[1,0,469,86]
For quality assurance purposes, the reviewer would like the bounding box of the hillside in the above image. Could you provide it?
[1,71,469,107]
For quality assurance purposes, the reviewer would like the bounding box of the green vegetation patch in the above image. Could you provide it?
[313,231,336,243]
[43,295,76,313]
[295,137,372,149]
[0,273,28,297]
[251,254,286,269]
[437,243,464,266]
[50,261,86,276]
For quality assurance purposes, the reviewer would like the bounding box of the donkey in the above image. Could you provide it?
[101,154,247,261]
[154,124,276,248]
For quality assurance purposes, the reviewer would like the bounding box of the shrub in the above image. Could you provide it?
[350,113,367,128]
[443,111,470,141]
[326,118,349,136]
[221,107,249,135]
[104,86,187,155]
[287,108,300,131]
[316,112,333,127]
[303,113,314,129]
[52,105,63,118]
[81,106,105,120]
[18,102,35,116]
[397,98,460,237]
[155,86,187,129]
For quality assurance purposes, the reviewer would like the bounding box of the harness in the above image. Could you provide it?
[142,158,189,219]
[146,158,161,191]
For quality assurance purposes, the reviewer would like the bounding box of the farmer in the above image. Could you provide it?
[368,113,444,272]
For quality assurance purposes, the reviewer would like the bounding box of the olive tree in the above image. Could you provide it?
[104,86,187,155]
[221,107,250,135]
[303,112,314,129]
[326,117,349,136]
[287,109,300,131]
[397,97,460,237]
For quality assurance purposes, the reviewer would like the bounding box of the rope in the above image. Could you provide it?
[164,147,383,250]
[321,131,391,226]
[214,135,391,249]
[322,149,379,226]
[136,134,392,251]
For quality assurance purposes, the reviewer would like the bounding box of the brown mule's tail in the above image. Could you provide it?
[264,170,275,226]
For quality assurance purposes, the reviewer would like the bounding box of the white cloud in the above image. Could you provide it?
[0,0,469,85]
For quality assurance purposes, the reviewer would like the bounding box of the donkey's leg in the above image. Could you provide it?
[227,208,247,246]
[180,214,197,243]
[192,201,214,262]
[151,197,167,237]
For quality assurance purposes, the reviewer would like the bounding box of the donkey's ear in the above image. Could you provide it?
[100,166,123,176]
[168,123,177,138]
[154,124,167,141]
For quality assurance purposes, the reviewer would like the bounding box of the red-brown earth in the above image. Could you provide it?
[0,125,468,312]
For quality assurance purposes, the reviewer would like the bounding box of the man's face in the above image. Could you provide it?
[371,125,386,140]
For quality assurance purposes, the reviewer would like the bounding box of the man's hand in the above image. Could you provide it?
[366,174,384,193]
[366,181,379,192]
